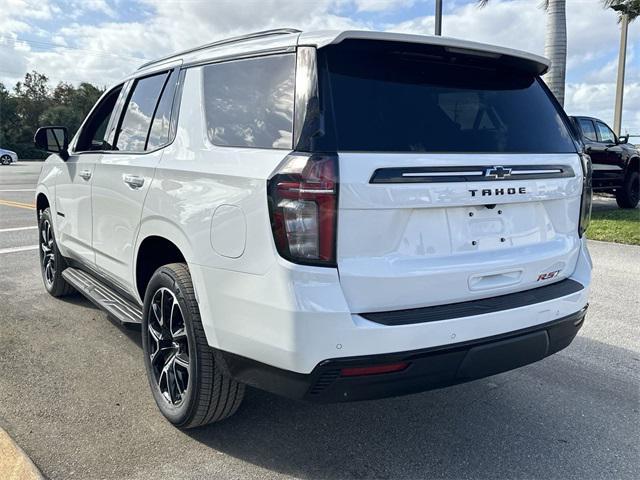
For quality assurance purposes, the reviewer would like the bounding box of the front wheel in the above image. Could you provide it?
[142,263,244,428]
[1,155,11,165]
[38,208,75,297]
[616,170,639,209]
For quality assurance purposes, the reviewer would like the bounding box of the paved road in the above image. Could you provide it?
[592,192,640,211]
[1,162,638,480]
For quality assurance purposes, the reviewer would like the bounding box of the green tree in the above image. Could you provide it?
[0,72,104,158]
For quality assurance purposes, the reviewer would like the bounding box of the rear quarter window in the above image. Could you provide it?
[202,54,295,149]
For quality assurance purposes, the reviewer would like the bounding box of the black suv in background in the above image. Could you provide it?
[571,116,639,208]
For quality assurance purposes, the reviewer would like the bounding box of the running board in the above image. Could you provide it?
[62,267,142,324]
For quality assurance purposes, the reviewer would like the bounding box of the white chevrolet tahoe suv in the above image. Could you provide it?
[34,29,592,428]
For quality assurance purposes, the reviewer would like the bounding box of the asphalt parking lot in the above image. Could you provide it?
[0,162,638,480]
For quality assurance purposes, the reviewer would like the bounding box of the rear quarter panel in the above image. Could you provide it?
[138,66,291,346]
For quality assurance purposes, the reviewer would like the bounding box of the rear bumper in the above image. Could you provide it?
[218,306,587,403]
[193,238,592,374]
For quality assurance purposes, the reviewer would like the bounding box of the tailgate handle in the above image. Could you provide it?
[469,270,523,291]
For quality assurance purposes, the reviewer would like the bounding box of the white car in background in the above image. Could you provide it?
[0,148,18,165]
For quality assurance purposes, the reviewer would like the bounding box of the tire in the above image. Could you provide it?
[615,169,639,209]
[38,208,75,297]
[1,155,11,165]
[142,263,244,428]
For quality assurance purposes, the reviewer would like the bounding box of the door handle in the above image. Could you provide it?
[123,174,145,189]
[79,169,92,181]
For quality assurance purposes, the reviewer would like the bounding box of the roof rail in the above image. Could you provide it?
[137,28,302,70]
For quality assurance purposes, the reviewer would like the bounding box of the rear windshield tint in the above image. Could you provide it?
[317,41,576,153]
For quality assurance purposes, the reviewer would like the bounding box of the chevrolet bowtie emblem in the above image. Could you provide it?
[485,166,512,179]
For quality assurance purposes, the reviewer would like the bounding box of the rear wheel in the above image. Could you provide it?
[1,155,11,165]
[142,263,244,428]
[38,208,75,297]
[615,170,639,208]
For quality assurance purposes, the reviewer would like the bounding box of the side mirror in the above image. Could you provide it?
[34,126,69,160]
[618,134,629,144]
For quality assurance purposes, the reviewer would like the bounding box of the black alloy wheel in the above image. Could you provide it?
[38,208,74,297]
[147,287,191,406]
[142,263,245,428]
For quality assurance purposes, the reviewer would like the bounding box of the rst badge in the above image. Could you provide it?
[537,270,561,281]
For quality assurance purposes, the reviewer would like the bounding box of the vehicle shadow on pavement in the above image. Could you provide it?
[62,294,143,347]
[184,336,638,480]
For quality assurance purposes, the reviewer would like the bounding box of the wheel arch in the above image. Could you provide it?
[35,186,53,221]
[134,218,194,303]
[36,192,50,215]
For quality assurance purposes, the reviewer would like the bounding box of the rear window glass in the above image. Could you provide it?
[203,54,295,149]
[317,41,575,153]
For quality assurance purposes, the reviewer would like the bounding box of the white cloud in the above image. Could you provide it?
[4,0,366,88]
[0,0,58,21]
[354,0,415,13]
[66,0,117,19]
[566,82,640,136]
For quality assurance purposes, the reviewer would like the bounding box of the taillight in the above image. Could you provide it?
[578,152,592,237]
[267,153,338,266]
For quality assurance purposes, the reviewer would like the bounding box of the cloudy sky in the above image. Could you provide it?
[1,0,639,132]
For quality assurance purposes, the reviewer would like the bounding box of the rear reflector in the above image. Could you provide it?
[340,362,409,377]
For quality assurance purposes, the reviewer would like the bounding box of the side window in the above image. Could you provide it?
[595,122,615,144]
[75,86,123,151]
[147,69,179,150]
[203,54,295,149]
[115,72,169,152]
[578,119,597,142]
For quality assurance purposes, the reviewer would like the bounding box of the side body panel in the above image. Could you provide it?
[54,152,102,264]
[35,156,61,236]
[92,151,163,293]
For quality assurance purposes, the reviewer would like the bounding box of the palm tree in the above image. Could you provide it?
[478,1,567,106]
[605,1,640,135]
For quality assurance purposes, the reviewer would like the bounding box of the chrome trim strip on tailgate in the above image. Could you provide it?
[370,165,575,183]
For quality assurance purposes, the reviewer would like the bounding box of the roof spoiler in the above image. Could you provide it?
[321,31,550,76]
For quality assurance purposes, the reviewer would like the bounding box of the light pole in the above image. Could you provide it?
[435,0,443,35]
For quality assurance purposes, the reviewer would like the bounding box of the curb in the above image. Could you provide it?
[0,427,45,480]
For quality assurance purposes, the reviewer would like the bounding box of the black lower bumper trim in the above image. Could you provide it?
[360,278,584,325]
[218,306,587,403]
